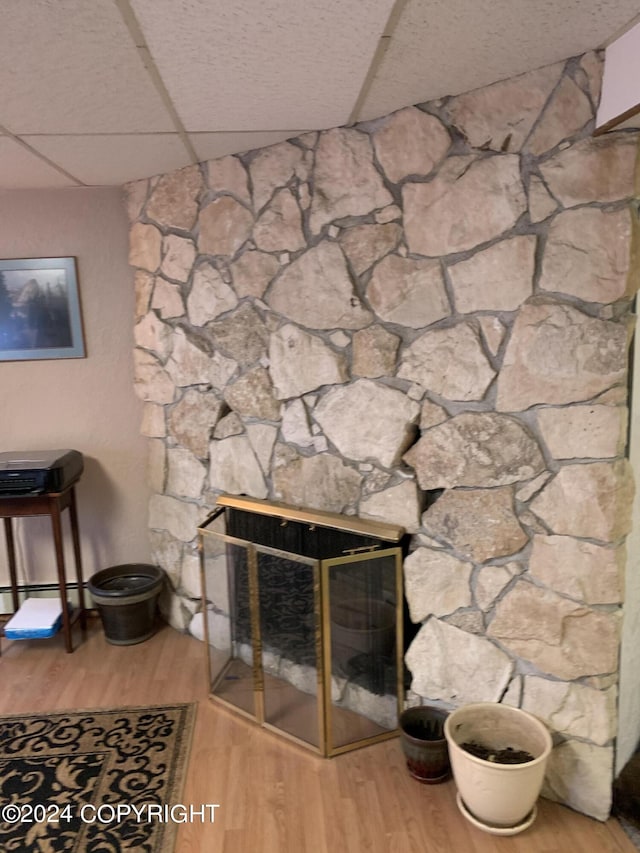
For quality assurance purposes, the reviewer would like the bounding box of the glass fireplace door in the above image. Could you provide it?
[322,548,403,756]
[256,544,323,750]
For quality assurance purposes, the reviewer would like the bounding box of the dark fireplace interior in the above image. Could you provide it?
[225,504,411,695]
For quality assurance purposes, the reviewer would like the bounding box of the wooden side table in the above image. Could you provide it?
[0,479,87,653]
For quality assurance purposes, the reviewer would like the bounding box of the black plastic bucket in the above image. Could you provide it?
[88,564,165,645]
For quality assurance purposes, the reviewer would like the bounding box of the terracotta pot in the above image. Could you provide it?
[444,702,552,835]
[399,705,450,784]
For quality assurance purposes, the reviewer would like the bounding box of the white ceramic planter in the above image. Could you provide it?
[444,702,552,835]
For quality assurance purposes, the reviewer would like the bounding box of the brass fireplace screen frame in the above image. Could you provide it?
[198,495,405,757]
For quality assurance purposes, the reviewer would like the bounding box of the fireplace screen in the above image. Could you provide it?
[198,495,404,757]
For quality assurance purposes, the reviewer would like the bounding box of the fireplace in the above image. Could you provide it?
[198,495,405,756]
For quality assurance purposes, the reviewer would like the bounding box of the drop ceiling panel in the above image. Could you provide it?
[359,0,640,121]
[0,138,78,189]
[25,135,193,187]
[0,0,174,134]
[130,0,395,131]
[190,131,310,162]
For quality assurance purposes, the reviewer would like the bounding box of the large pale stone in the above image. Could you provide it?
[352,326,399,378]
[281,399,315,448]
[309,128,393,233]
[404,548,472,621]
[403,155,526,256]
[166,448,206,499]
[539,135,638,207]
[168,389,225,457]
[448,236,535,312]
[147,439,165,493]
[272,451,362,512]
[488,580,620,678]
[537,404,627,459]
[405,619,513,704]
[129,222,162,272]
[539,207,631,303]
[246,423,278,474]
[314,379,419,467]
[145,164,202,230]
[180,552,203,600]
[475,564,519,610]
[544,740,614,821]
[398,323,496,401]
[133,349,175,404]
[134,270,154,319]
[404,412,544,489]
[423,486,527,562]
[529,461,634,541]
[253,188,305,252]
[134,312,172,360]
[250,141,310,212]
[149,495,202,542]
[224,367,281,420]
[214,412,243,439]
[523,677,616,747]
[367,254,450,328]
[359,480,421,532]
[149,529,183,588]
[477,316,506,356]
[269,323,348,399]
[187,264,238,326]
[496,301,628,411]
[199,196,253,257]
[207,303,269,366]
[230,251,279,299]
[528,175,557,223]
[141,402,166,438]
[151,278,184,319]
[267,243,373,329]
[164,331,208,386]
[339,223,402,276]
[529,535,624,605]
[526,75,593,155]
[207,155,251,206]
[420,399,448,430]
[160,234,196,283]
[447,63,562,152]
[515,472,551,503]
[190,609,231,650]
[373,107,450,182]
[209,435,267,498]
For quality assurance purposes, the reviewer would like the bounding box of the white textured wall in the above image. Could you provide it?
[617,317,640,773]
[0,187,151,592]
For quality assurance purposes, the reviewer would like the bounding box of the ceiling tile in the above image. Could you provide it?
[189,131,310,162]
[130,0,395,130]
[0,138,78,189]
[23,135,194,186]
[0,0,174,133]
[360,0,640,121]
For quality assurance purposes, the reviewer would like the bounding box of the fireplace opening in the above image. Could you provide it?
[198,494,408,756]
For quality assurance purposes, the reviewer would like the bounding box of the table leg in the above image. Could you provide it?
[50,500,73,653]
[68,488,86,631]
[3,518,20,612]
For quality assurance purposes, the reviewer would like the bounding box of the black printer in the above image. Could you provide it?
[0,450,83,496]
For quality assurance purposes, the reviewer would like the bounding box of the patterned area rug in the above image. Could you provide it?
[0,703,195,852]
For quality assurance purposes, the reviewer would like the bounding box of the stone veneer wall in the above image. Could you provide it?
[126,51,640,820]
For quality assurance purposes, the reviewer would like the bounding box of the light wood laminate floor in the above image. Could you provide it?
[0,618,636,853]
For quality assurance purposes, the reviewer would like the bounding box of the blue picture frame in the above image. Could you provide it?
[0,257,85,361]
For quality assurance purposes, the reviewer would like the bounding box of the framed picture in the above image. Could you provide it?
[0,257,85,361]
